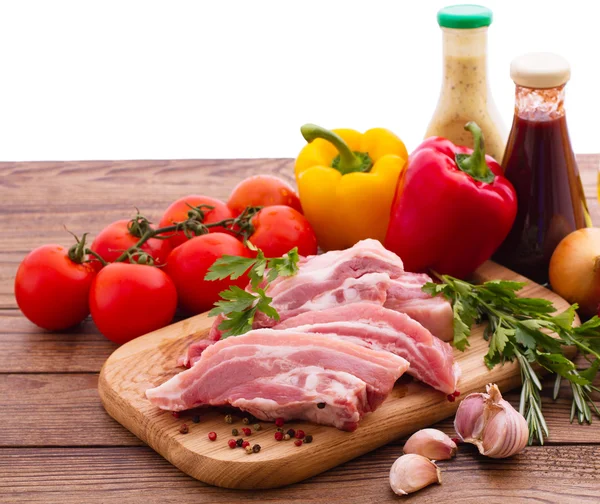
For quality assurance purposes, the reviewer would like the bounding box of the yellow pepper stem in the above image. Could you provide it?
[301,123,372,175]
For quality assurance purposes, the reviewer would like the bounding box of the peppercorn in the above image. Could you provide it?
[253,423,261,431]
[274,431,284,441]
[284,433,291,440]
[236,438,244,447]
[295,429,305,439]
[232,428,239,436]
[208,431,217,441]
[242,440,250,449]
[171,411,181,418]
[286,428,296,437]
[179,424,189,434]
[317,402,326,409]
[192,415,200,424]
[252,444,261,453]
[228,439,237,449]
[241,427,251,436]
[276,428,284,434]
[224,414,233,424]
[304,435,313,443]
[294,439,303,447]
[242,417,250,425]
[275,417,285,427]
[245,446,253,454]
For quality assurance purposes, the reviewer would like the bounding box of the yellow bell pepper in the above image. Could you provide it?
[295,124,408,251]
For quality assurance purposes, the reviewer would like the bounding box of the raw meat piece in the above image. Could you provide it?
[147,330,410,431]
[276,303,460,394]
[184,239,453,364]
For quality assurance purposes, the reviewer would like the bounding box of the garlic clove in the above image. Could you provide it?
[389,454,441,496]
[454,383,529,459]
[403,428,457,460]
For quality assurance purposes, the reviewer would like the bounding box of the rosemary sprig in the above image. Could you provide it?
[424,274,600,444]
[205,244,300,338]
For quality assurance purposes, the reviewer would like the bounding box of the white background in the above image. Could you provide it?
[1,0,598,161]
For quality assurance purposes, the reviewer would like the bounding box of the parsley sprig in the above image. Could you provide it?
[424,274,600,445]
[205,244,300,338]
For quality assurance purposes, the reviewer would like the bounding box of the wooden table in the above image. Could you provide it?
[1,156,599,503]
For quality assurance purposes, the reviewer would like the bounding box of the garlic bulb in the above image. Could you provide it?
[389,454,441,496]
[403,429,457,460]
[454,383,528,458]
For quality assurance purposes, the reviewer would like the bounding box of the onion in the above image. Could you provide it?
[549,228,600,317]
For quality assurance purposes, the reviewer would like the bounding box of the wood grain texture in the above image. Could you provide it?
[97,262,576,489]
[1,445,599,504]
[1,156,600,501]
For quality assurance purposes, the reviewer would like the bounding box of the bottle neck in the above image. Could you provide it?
[441,27,489,93]
[514,84,566,121]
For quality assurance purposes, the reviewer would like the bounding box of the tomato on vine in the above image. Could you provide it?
[165,233,251,315]
[89,263,177,344]
[227,175,303,216]
[90,219,171,269]
[159,195,233,249]
[248,205,317,258]
[15,237,97,331]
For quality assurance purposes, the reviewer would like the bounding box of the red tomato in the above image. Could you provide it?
[249,205,317,258]
[89,263,177,344]
[15,245,96,331]
[159,195,233,249]
[90,219,172,269]
[227,175,303,216]
[165,233,251,314]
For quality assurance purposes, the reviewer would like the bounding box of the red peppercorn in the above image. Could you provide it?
[447,394,456,402]
[274,431,284,441]
[208,431,217,441]
[275,417,285,427]
[242,440,250,448]
[228,439,237,449]
[453,390,461,397]
[294,439,303,446]
[171,411,180,418]
[179,424,189,434]
[242,427,251,436]
[294,429,305,439]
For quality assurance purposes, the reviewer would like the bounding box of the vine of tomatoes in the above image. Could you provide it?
[14,175,317,344]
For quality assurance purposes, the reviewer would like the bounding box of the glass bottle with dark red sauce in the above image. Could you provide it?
[494,53,588,284]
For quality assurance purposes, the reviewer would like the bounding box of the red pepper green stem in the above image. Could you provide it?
[300,123,372,175]
[455,122,495,184]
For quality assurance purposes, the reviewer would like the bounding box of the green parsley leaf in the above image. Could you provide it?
[218,308,256,338]
[552,304,578,331]
[268,248,300,278]
[452,298,473,351]
[208,286,256,317]
[205,255,256,281]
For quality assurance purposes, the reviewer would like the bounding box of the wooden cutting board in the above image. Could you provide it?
[98,261,574,490]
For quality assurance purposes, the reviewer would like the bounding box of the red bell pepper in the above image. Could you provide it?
[384,122,517,279]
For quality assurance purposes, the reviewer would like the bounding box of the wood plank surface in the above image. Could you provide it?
[1,445,599,504]
[1,156,599,501]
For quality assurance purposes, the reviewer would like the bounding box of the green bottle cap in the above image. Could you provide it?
[437,5,493,29]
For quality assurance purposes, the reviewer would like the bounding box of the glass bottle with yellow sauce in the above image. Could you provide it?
[425,5,506,162]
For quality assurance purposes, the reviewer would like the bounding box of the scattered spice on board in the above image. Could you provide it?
[228,439,237,449]
[232,428,239,436]
[208,431,217,441]
[274,431,284,441]
[179,424,189,434]
[236,438,244,447]
[245,446,253,454]
[253,423,262,431]
[224,414,233,424]
[304,435,313,444]
[242,417,250,425]
[294,439,303,447]
[242,427,251,436]
[252,444,261,453]
[275,417,285,427]
[295,429,305,439]
[192,415,200,424]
